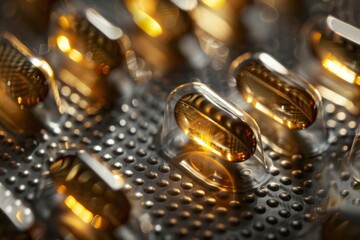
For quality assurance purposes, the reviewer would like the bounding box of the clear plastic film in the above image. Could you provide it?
[158,82,273,192]
[229,52,329,156]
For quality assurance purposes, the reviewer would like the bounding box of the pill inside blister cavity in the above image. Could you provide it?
[311,16,360,86]
[175,93,257,162]
[159,82,273,191]
[50,5,137,104]
[41,149,152,239]
[49,153,131,232]
[188,0,245,65]
[300,15,360,115]
[0,33,64,135]
[124,0,191,77]
[230,52,328,156]
[236,57,318,130]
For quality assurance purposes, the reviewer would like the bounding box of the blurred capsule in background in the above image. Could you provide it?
[299,15,360,115]
[158,82,273,192]
[124,0,193,77]
[49,2,147,108]
[34,148,151,239]
[184,0,246,69]
[229,52,328,156]
[0,33,65,136]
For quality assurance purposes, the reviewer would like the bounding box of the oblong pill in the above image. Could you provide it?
[0,33,63,135]
[49,154,131,231]
[236,58,318,130]
[174,92,257,162]
[311,15,360,85]
[55,8,123,74]
[0,37,49,108]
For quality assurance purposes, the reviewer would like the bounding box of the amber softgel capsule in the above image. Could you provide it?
[230,52,328,156]
[0,33,64,136]
[159,82,273,192]
[49,3,144,106]
[174,92,257,162]
[300,15,360,115]
[34,148,151,239]
[124,0,191,77]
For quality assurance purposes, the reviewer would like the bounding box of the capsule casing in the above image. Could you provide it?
[35,148,150,239]
[50,4,135,105]
[125,0,191,77]
[230,52,328,156]
[0,33,64,136]
[159,82,273,191]
[300,15,360,115]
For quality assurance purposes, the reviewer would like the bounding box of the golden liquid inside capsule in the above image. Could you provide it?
[311,16,360,85]
[56,11,123,75]
[174,93,257,162]
[0,37,49,108]
[236,60,317,130]
[125,0,191,77]
[0,34,52,135]
[49,155,131,232]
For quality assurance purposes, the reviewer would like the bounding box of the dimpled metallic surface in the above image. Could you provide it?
[0,0,359,239]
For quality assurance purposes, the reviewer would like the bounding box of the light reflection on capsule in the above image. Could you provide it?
[0,33,63,135]
[174,93,257,162]
[201,0,226,9]
[321,54,359,85]
[125,0,164,37]
[49,154,131,232]
[311,15,360,86]
[236,57,318,130]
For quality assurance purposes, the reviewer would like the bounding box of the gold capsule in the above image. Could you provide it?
[311,15,360,86]
[125,0,191,77]
[49,154,131,232]
[55,9,123,74]
[174,92,257,162]
[231,52,327,156]
[236,59,318,130]
[51,7,126,103]
[160,82,272,191]
[0,37,49,108]
[0,33,63,135]
[190,0,245,46]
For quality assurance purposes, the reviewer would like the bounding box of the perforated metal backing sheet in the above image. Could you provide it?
[0,0,359,240]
